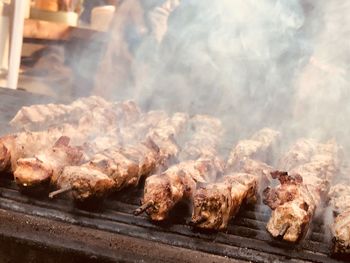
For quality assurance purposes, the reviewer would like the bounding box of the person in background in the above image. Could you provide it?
[93,0,181,100]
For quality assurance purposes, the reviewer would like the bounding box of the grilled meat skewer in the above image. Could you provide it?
[191,158,274,230]
[14,136,86,191]
[278,138,318,171]
[225,128,280,172]
[136,157,223,220]
[179,115,223,160]
[225,128,280,182]
[328,183,350,254]
[234,158,274,191]
[10,96,110,130]
[0,129,77,173]
[263,171,316,242]
[146,112,189,166]
[190,128,278,230]
[1,101,139,174]
[14,135,120,191]
[191,173,257,230]
[136,115,224,221]
[119,110,168,143]
[14,110,170,192]
[52,139,160,202]
[49,112,188,202]
[10,96,140,131]
[263,140,341,242]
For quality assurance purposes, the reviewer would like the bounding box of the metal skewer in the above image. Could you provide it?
[133,200,154,216]
[49,186,72,199]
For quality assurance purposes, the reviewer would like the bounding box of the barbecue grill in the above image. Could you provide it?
[0,88,349,263]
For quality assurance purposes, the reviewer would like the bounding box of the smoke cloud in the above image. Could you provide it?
[9,0,346,152]
[174,2,345,151]
[53,0,350,154]
[131,0,307,137]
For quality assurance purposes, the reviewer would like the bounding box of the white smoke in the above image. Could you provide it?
[292,2,350,152]
[129,0,308,138]
[89,0,350,152]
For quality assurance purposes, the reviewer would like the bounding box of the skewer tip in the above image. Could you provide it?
[49,186,72,199]
[133,200,154,216]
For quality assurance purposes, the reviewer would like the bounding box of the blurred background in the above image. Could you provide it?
[0,0,117,99]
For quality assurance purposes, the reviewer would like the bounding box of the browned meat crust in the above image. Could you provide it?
[54,140,159,202]
[142,158,223,221]
[189,128,278,230]
[277,139,317,171]
[191,173,257,230]
[138,115,224,221]
[332,208,350,254]
[263,171,316,242]
[10,97,141,131]
[329,184,350,254]
[50,112,188,202]
[1,101,139,174]
[14,136,85,189]
[179,115,223,160]
[263,171,304,210]
[263,140,341,242]
[225,128,280,172]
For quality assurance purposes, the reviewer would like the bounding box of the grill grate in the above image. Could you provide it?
[0,89,349,263]
[0,178,348,263]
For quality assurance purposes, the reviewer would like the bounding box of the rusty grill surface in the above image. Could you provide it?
[0,88,349,263]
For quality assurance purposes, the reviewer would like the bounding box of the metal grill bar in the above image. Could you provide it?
[0,179,347,263]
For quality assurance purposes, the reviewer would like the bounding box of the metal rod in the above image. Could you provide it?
[49,186,72,199]
[133,200,154,216]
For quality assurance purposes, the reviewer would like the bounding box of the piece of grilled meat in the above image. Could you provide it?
[10,96,111,130]
[10,99,145,191]
[277,138,318,171]
[1,101,139,173]
[189,128,278,230]
[329,184,350,254]
[263,140,341,242]
[263,171,316,242]
[191,173,257,230]
[14,134,120,191]
[10,96,141,131]
[332,209,350,254]
[14,136,86,191]
[50,112,188,202]
[137,157,223,221]
[119,110,168,143]
[224,127,278,193]
[0,130,70,173]
[234,158,274,192]
[225,128,280,172]
[28,112,167,196]
[53,139,159,202]
[179,115,223,160]
[146,112,189,166]
[136,115,224,221]
[225,128,279,191]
